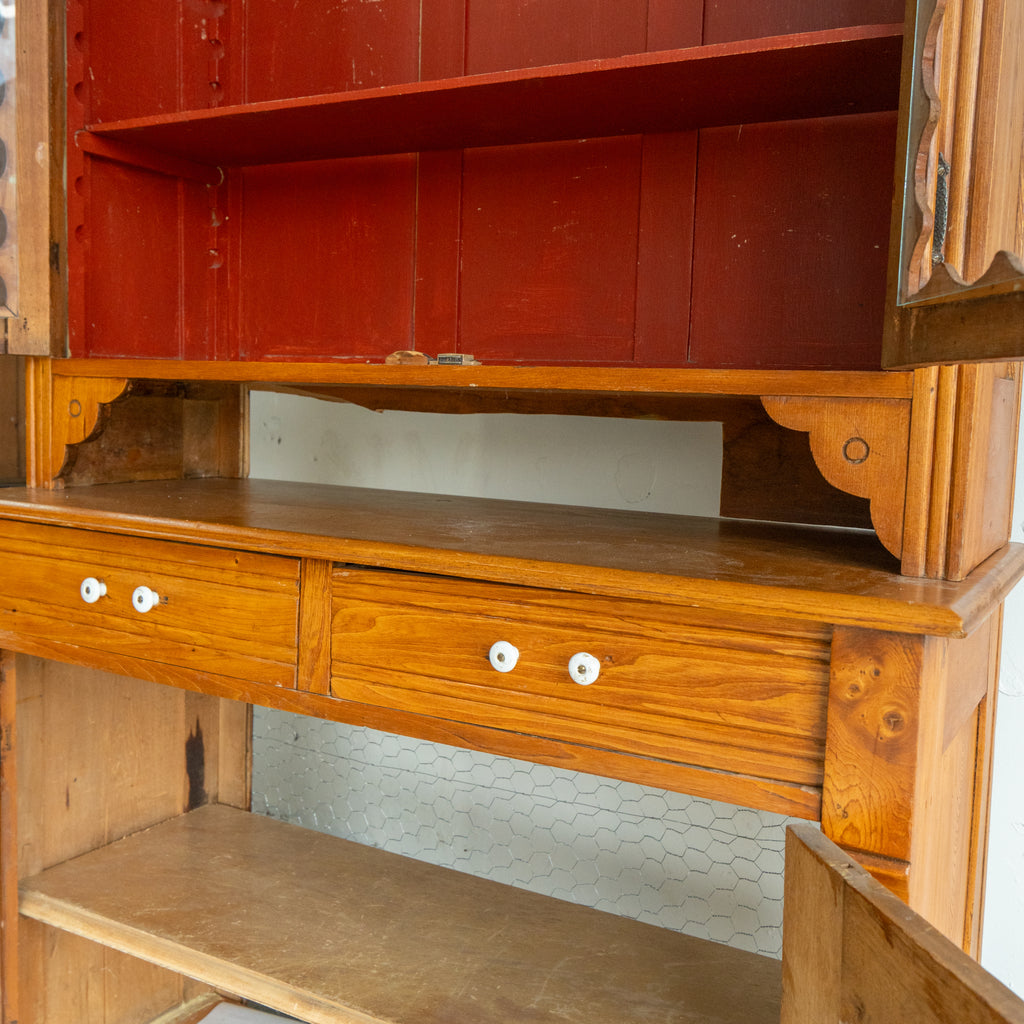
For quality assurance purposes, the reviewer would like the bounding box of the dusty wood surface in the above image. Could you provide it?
[20,804,781,1024]
[782,824,1024,1024]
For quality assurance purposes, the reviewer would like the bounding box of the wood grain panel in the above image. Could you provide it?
[0,523,299,687]
[331,568,831,786]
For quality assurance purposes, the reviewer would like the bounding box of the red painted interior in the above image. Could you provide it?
[67,0,905,369]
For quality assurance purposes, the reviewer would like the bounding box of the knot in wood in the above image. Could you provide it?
[879,707,906,736]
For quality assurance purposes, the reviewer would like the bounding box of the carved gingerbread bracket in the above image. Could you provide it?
[26,359,129,487]
[26,360,247,488]
[760,395,911,561]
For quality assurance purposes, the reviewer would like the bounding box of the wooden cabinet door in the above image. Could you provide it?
[883,0,1024,367]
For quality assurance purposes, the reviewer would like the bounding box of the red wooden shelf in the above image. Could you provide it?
[78,24,902,173]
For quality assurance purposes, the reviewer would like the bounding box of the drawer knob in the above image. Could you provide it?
[80,577,107,604]
[131,585,160,614]
[488,640,519,673]
[568,652,601,685]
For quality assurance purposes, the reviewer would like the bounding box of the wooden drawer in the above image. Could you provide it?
[330,568,831,789]
[0,522,299,687]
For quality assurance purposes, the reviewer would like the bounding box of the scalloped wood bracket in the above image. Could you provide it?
[761,395,911,561]
[26,358,129,487]
[25,359,248,488]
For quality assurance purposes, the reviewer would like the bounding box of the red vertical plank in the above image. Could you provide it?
[703,0,904,45]
[79,161,202,358]
[420,0,468,80]
[464,0,651,73]
[76,0,180,122]
[688,112,897,369]
[235,155,418,361]
[646,0,704,49]
[459,137,643,364]
[414,152,464,358]
[242,0,420,102]
[635,133,698,366]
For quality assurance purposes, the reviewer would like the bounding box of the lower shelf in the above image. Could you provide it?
[20,804,780,1024]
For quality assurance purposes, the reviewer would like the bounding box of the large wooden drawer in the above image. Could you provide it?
[330,567,831,790]
[0,521,299,687]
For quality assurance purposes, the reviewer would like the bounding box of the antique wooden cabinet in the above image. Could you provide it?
[0,0,1022,1021]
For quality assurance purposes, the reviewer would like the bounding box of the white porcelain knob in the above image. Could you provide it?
[132,585,160,614]
[80,577,107,604]
[568,651,601,685]
[488,640,520,673]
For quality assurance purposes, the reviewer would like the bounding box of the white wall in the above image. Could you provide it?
[250,391,1024,985]
[981,422,1024,991]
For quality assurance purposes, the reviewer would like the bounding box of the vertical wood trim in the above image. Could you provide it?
[297,558,334,695]
[0,652,19,1024]
[945,362,1021,581]
[9,0,66,356]
[926,364,960,577]
[962,606,1003,954]
[902,365,940,575]
[24,357,55,488]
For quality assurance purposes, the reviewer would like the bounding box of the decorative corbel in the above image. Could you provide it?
[760,395,912,562]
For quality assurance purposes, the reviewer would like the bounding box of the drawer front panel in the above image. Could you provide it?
[0,522,299,686]
[331,569,831,787]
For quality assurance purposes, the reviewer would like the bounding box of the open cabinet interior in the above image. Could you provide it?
[66,0,907,368]
[1,0,1023,1021]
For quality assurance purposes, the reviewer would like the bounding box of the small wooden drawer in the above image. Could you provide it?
[330,567,831,790]
[0,521,299,687]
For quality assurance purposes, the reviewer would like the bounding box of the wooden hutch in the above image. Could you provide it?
[0,0,1022,1020]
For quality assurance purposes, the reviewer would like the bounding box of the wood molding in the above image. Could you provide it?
[901,363,1020,580]
[760,395,911,561]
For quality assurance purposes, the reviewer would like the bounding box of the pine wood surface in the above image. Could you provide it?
[0,478,1020,638]
[781,824,1024,1024]
[0,520,299,687]
[19,804,782,1024]
[330,567,830,788]
[55,360,917,397]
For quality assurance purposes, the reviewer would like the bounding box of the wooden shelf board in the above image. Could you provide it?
[0,478,1020,637]
[80,25,902,170]
[20,804,781,1024]
[56,360,917,400]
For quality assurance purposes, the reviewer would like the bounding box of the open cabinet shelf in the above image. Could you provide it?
[80,25,902,171]
[18,804,781,1024]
